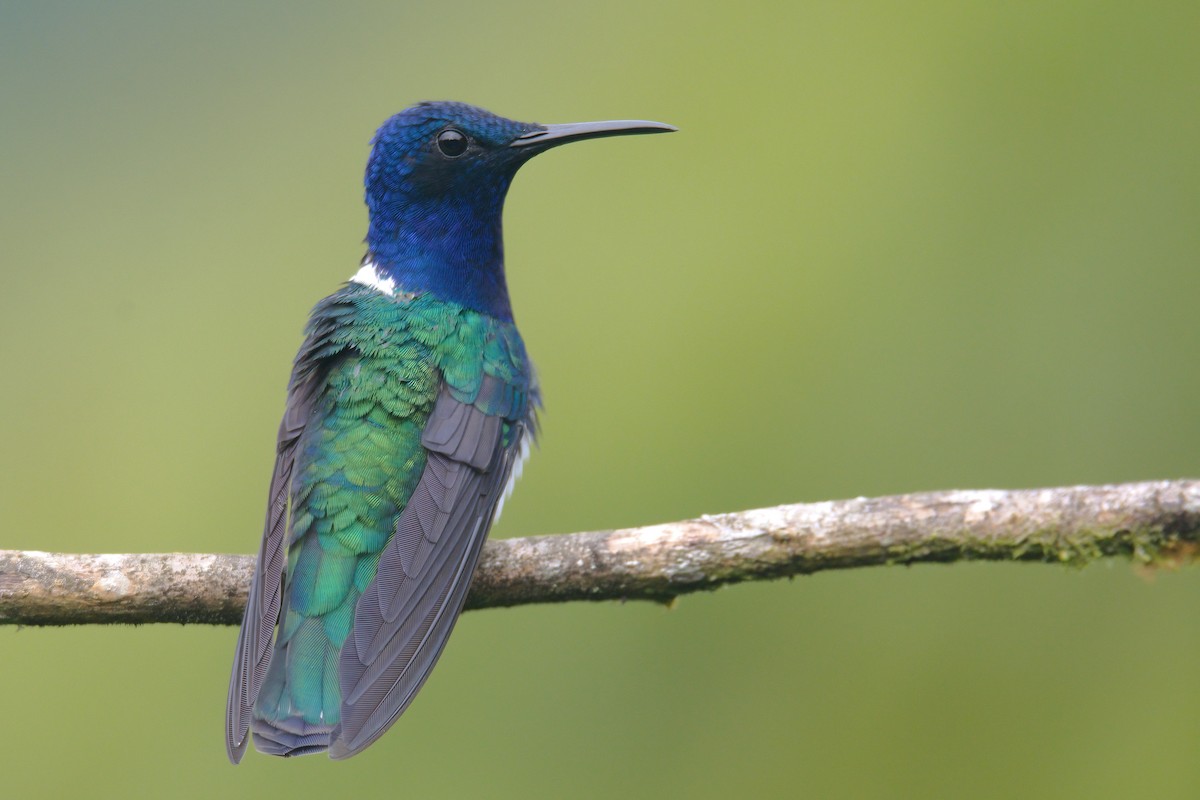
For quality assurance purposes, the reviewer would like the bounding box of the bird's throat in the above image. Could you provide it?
[365,201,513,320]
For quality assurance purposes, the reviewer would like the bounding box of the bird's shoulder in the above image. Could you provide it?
[295,283,537,421]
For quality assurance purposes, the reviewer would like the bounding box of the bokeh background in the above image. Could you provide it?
[2,2,1198,797]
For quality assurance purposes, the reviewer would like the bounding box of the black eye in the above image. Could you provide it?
[436,129,468,158]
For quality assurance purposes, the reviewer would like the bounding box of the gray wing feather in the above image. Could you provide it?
[225,350,327,763]
[328,385,522,759]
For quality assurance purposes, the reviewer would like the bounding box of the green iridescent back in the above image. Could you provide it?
[251,283,535,734]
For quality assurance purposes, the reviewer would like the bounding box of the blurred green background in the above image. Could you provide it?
[2,1,1198,797]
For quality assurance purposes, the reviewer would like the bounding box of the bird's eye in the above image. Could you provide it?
[436,129,469,158]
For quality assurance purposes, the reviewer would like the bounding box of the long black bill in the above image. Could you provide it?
[510,119,677,150]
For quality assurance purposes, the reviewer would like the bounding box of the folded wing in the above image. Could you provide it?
[329,381,526,759]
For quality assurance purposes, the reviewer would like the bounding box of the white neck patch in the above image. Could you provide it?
[350,261,396,296]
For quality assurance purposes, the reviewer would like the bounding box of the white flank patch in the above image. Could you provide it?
[493,432,532,525]
[350,260,396,296]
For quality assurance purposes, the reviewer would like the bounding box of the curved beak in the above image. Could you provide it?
[510,119,677,150]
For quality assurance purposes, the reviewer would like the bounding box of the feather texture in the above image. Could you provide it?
[225,322,330,762]
[330,391,521,758]
[225,283,535,760]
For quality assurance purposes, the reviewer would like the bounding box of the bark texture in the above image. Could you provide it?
[1,479,1196,626]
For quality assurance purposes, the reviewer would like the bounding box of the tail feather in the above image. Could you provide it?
[250,717,332,758]
[250,612,340,756]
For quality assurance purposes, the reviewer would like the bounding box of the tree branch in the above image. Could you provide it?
[2,479,1196,626]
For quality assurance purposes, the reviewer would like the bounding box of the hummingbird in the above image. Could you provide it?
[225,101,675,761]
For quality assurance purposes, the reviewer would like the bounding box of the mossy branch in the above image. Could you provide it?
[1,479,1197,626]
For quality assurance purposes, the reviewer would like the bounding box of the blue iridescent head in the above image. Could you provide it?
[363,101,675,320]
